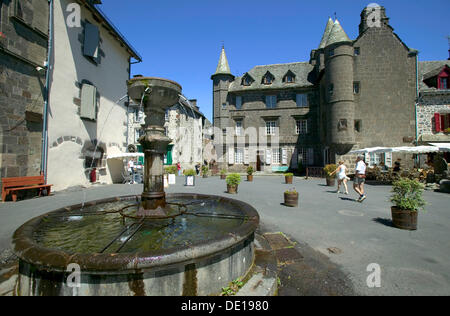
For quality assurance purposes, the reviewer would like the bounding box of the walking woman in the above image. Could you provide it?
[330,161,349,194]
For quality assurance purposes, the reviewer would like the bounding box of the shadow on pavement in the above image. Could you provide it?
[372,217,394,228]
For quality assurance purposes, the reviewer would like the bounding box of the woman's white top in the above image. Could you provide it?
[337,165,347,180]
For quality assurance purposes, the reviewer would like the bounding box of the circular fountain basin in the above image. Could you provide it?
[12,194,259,296]
[127,77,182,107]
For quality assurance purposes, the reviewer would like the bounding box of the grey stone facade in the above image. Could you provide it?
[212,4,420,173]
[417,61,450,144]
[0,0,49,180]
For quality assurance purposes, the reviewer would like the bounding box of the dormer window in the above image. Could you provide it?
[241,74,254,86]
[283,71,296,84]
[439,77,448,90]
[423,65,450,90]
[262,72,275,85]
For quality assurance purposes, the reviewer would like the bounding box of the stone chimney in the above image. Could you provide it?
[189,99,199,110]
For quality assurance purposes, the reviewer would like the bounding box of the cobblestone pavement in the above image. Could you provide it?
[1,176,449,296]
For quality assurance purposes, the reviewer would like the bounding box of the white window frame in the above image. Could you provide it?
[272,148,281,164]
[266,121,277,135]
[235,121,242,136]
[296,119,308,135]
[235,147,244,164]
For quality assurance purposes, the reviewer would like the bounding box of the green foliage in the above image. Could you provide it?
[284,188,298,195]
[164,165,177,174]
[247,166,254,175]
[444,127,450,134]
[201,165,209,174]
[323,164,337,178]
[284,173,294,177]
[221,277,244,296]
[390,178,426,211]
[184,169,196,176]
[226,173,241,186]
[220,169,227,175]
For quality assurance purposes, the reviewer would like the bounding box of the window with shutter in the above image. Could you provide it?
[228,147,234,165]
[266,149,271,165]
[84,22,100,61]
[385,152,393,168]
[244,147,250,165]
[434,113,444,132]
[282,148,288,165]
[80,83,97,121]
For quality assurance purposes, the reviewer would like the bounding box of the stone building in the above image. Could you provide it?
[212,4,420,173]
[163,98,209,171]
[417,60,450,162]
[47,0,141,190]
[0,0,49,182]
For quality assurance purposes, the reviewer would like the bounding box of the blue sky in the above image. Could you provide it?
[99,0,449,121]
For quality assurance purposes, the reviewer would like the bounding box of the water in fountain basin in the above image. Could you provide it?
[32,197,245,254]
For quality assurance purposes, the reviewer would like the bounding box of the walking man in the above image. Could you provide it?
[354,156,367,202]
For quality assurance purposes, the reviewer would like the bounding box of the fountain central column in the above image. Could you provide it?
[138,107,171,216]
[127,76,182,217]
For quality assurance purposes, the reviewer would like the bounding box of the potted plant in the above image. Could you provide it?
[323,164,337,186]
[226,173,241,194]
[201,165,209,178]
[184,169,196,186]
[284,188,299,207]
[390,178,425,230]
[165,165,177,184]
[220,169,227,180]
[284,173,294,184]
[247,166,254,182]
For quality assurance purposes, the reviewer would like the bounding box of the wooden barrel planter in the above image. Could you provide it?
[220,174,226,180]
[247,175,253,182]
[391,207,418,230]
[227,185,238,194]
[284,192,299,207]
[326,177,335,187]
[285,176,293,184]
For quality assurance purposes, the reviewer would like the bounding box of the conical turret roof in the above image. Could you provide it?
[319,17,334,49]
[326,20,351,46]
[213,46,232,76]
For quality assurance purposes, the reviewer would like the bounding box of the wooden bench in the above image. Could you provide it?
[1,175,52,202]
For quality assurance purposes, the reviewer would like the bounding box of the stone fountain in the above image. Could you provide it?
[11,77,259,296]
[127,76,181,216]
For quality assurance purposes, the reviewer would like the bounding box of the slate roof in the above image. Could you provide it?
[418,60,450,91]
[326,20,352,46]
[213,47,232,76]
[319,18,334,49]
[229,62,315,93]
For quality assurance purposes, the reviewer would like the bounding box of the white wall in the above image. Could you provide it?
[165,108,204,170]
[48,0,131,191]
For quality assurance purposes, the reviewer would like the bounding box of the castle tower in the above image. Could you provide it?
[311,17,334,70]
[324,20,356,153]
[211,46,234,135]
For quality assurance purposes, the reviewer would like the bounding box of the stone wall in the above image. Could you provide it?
[0,0,49,182]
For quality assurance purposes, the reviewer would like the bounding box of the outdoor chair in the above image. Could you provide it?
[122,171,133,184]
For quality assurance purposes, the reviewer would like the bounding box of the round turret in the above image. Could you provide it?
[324,20,356,149]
